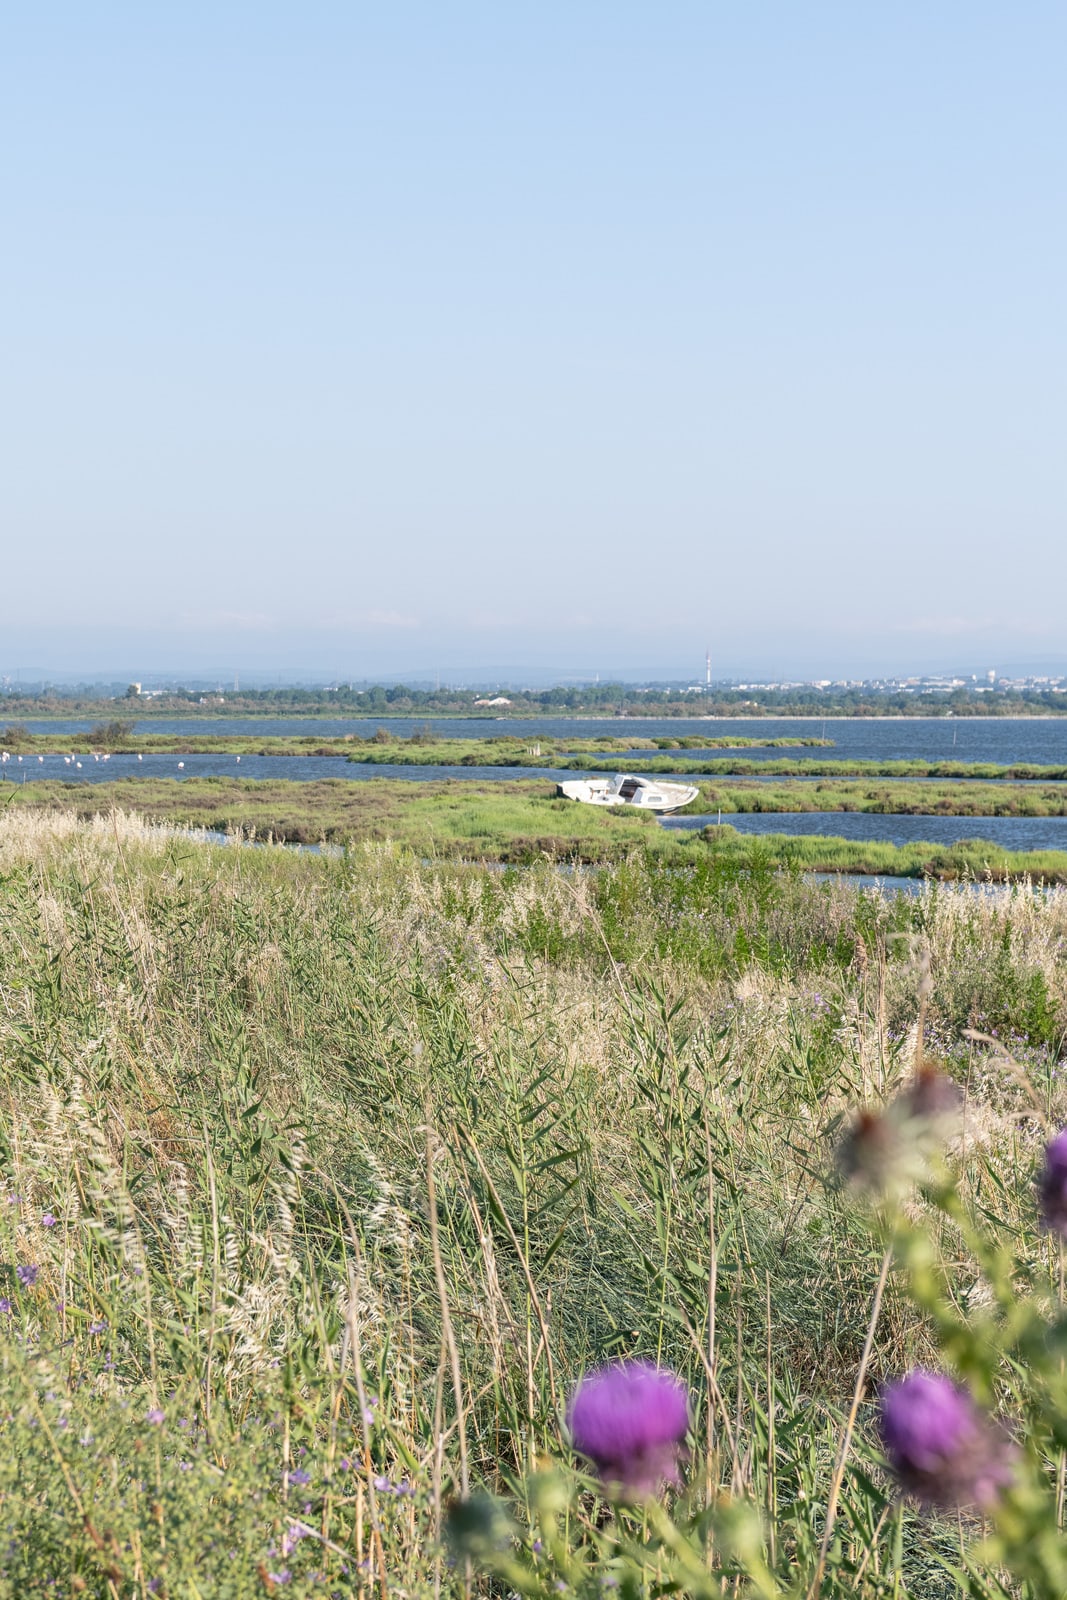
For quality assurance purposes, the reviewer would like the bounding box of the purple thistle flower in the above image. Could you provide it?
[15,1265,38,1288]
[567,1360,689,1497]
[146,1408,165,1426]
[287,1468,311,1486]
[879,1371,1014,1510]
[1038,1130,1067,1238]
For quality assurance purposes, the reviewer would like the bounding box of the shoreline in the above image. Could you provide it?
[7,710,1067,724]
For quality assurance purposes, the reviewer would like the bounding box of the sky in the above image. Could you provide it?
[2,3,1065,683]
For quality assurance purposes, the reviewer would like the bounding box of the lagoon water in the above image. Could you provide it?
[4,717,1067,857]
[8,715,1067,765]
[661,811,1067,853]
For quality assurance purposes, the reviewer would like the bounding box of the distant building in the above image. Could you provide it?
[474,695,512,707]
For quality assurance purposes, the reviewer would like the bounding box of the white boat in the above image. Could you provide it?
[556,773,699,814]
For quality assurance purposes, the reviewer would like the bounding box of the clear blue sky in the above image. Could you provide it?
[2,3,1064,681]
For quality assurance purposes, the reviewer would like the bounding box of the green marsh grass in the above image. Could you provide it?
[1,811,1067,1591]
[9,778,1067,879]
[0,732,825,761]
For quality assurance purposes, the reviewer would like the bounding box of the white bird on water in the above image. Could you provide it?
[75,761,82,769]
[177,761,184,769]
[235,755,241,762]
[37,755,43,763]
[137,754,143,761]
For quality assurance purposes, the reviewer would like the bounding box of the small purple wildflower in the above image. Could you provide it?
[568,1360,689,1497]
[146,1408,165,1426]
[267,1572,291,1585]
[88,1320,107,1335]
[41,1214,57,1228]
[15,1265,38,1288]
[1037,1130,1067,1238]
[147,1583,162,1595]
[879,1371,1014,1510]
[0,1299,11,1315]
[287,1468,311,1487]
[281,1524,310,1556]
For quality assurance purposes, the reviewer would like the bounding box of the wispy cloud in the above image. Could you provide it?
[361,610,420,629]
[894,616,1054,638]
[176,610,275,632]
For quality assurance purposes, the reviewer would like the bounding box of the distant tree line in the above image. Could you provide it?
[2,683,1066,717]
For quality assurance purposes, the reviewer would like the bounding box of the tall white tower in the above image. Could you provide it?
[705,650,711,689]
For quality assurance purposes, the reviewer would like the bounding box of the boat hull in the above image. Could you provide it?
[557,775,699,814]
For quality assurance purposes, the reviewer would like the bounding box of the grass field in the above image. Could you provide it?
[1,810,1066,1594]
[686,777,1067,816]
[7,776,1067,881]
[0,729,827,760]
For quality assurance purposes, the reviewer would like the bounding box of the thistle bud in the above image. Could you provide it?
[838,1069,961,1197]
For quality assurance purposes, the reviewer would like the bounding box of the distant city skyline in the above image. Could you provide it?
[5,658,1067,694]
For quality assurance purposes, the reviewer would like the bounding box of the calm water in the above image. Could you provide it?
[7,715,1067,764]
[5,718,1067,858]
[661,812,1067,852]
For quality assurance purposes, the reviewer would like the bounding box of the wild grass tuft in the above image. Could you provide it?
[0,811,1065,1592]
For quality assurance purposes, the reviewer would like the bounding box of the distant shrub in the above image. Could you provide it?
[87,719,132,747]
[407,722,436,745]
[0,724,33,747]
[371,726,392,744]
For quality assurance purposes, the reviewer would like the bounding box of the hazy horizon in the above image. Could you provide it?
[4,5,1064,674]
[6,651,1067,692]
